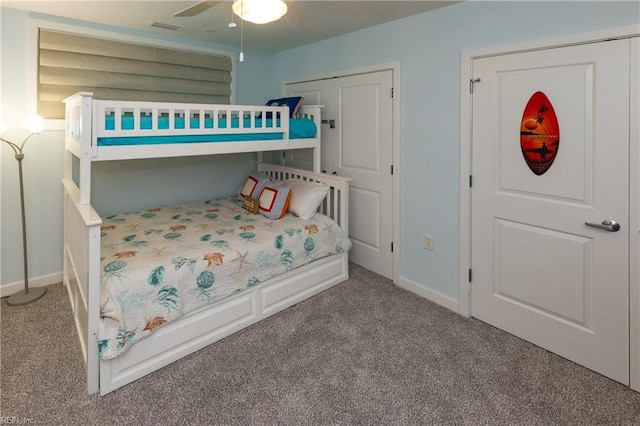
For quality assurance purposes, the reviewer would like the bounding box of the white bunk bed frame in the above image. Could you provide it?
[62,92,350,395]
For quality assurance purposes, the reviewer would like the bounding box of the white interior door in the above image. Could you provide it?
[285,70,394,279]
[471,39,631,384]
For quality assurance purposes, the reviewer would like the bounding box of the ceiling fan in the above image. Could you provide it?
[174,0,303,62]
[174,0,305,25]
[174,1,224,18]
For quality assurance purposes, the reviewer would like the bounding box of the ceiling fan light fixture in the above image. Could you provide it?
[232,0,287,25]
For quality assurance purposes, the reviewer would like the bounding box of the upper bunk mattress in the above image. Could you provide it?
[98,115,317,146]
[98,195,350,360]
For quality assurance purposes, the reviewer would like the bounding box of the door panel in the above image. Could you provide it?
[285,70,394,279]
[496,63,593,202]
[349,187,381,251]
[341,84,381,172]
[471,40,630,384]
[494,219,592,325]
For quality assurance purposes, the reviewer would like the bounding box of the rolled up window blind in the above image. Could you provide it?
[38,29,232,119]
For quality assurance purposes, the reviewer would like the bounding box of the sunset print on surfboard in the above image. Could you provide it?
[520,91,560,175]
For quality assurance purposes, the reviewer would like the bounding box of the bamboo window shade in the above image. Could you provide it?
[38,29,232,119]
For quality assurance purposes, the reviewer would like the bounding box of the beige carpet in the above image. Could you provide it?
[1,264,639,425]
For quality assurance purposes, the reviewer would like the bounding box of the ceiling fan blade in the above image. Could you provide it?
[285,1,313,26]
[173,0,223,17]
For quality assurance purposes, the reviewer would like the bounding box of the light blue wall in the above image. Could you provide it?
[270,1,640,301]
[2,2,639,300]
[0,7,273,287]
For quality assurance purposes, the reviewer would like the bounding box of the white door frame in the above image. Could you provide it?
[459,24,640,391]
[282,62,401,284]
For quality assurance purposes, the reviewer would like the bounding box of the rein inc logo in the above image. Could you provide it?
[0,417,34,424]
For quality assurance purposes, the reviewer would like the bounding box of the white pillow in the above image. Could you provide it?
[285,179,330,220]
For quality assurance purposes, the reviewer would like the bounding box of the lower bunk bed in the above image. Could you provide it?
[63,163,351,395]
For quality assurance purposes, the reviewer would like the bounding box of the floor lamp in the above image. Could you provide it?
[1,114,46,305]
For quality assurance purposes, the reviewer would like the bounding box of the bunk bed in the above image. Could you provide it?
[62,92,351,395]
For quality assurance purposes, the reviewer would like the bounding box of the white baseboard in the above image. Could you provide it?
[0,272,63,298]
[395,276,460,313]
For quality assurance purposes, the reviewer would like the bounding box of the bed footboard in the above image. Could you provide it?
[62,178,102,394]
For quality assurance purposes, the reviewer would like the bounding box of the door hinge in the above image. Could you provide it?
[321,119,336,128]
[391,87,394,98]
[391,242,394,253]
[468,268,472,282]
[469,175,472,187]
[469,78,481,94]
[391,164,394,175]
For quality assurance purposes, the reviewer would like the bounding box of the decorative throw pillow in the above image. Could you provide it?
[258,183,292,220]
[241,197,259,214]
[239,172,269,199]
[264,96,304,119]
[285,179,330,220]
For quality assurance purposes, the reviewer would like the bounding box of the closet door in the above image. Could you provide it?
[286,69,394,279]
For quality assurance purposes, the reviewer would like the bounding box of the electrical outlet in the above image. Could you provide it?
[423,234,435,251]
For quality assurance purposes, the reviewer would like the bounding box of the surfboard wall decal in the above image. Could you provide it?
[520,91,560,175]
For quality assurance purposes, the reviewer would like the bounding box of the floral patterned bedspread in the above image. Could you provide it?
[98,196,351,360]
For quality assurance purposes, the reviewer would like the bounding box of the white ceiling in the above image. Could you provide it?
[3,1,458,53]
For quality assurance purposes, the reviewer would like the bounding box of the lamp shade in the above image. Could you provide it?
[233,0,287,24]
[22,114,45,134]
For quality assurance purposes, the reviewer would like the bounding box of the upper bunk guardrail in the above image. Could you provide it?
[63,92,323,167]
[95,99,290,138]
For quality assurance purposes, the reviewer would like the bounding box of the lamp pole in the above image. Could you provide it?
[1,118,46,305]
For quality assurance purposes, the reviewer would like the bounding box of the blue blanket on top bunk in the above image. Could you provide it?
[99,115,317,146]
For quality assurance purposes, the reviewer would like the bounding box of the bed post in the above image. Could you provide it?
[63,92,94,204]
[312,145,321,173]
[62,180,102,394]
[80,94,94,204]
[310,106,322,173]
[63,91,101,394]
